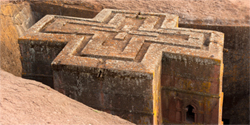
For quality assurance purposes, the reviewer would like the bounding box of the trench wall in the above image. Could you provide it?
[0,1,38,76]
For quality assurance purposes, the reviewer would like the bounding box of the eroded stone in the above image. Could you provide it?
[19,9,224,124]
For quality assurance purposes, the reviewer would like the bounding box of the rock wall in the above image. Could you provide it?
[29,1,102,19]
[0,1,38,76]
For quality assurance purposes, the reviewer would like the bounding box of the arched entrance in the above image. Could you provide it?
[186,105,195,123]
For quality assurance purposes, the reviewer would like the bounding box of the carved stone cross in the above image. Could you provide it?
[19,9,224,124]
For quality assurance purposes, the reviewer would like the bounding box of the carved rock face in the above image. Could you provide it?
[19,9,224,124]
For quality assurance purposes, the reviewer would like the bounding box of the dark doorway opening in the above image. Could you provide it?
[222,118,230,124]
[186,105,195,123]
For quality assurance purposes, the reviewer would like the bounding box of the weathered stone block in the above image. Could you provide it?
[19,9,224,124]
[179,24,250,124]
[18,15,71,88]
[161,47,224,124]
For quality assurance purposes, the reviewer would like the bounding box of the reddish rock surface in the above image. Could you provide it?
[0,69,134,125]
[86,0,250,25]
[0,2,22,77]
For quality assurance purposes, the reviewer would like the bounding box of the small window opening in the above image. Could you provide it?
[186,105,195,123]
